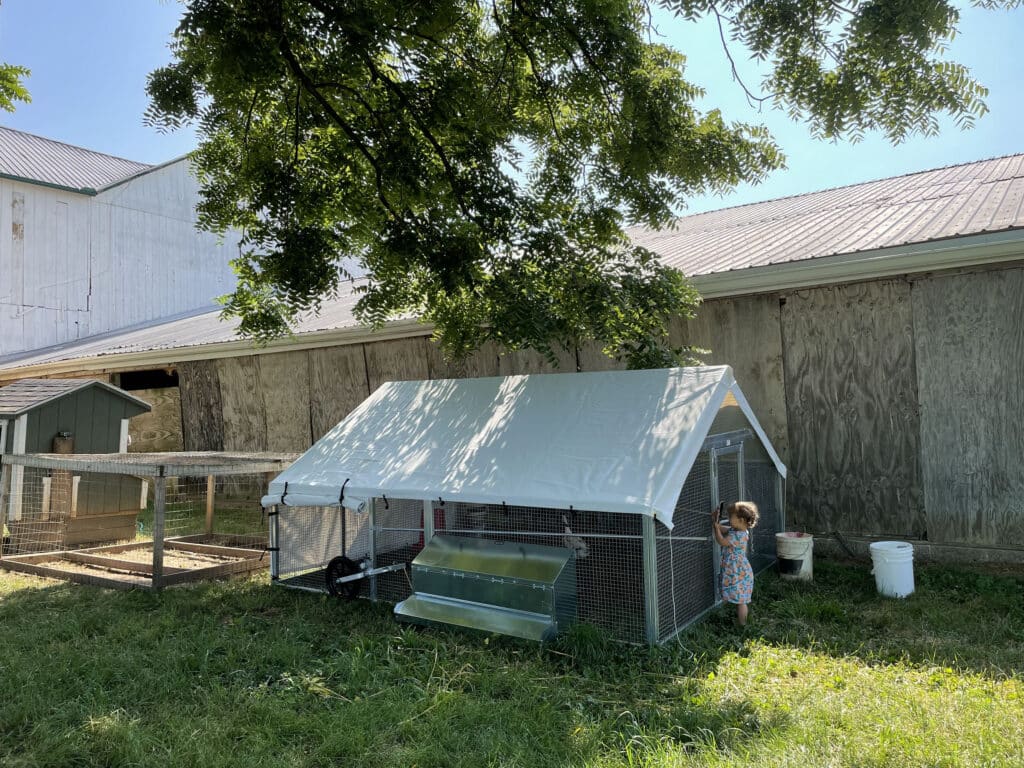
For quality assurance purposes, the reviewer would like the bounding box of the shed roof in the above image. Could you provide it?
[0,126,154,194]
[262,366,786,529]
[0,378,152,417]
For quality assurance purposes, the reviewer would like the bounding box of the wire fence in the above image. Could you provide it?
[1,453,292,589]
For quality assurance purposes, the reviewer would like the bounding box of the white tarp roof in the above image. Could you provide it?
[262,366,785,529]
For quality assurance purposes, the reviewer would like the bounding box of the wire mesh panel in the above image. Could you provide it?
[4,467,145,556]
[745,459,783,574]
[657,451,716,642]
[276,505,370,591]
[1,453,292,589]
[443,502,647,643]
[275,499,422,599]
[372,498,423,603]
[140,474,269,548]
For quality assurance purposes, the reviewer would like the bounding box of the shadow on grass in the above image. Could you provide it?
[0,573,787,768]
[685,557,1024,677]
[2,556,1019,767]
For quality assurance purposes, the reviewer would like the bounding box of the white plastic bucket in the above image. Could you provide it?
[869,541,915,598]
[775,532,813,581]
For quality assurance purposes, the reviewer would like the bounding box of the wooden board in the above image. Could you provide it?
[497,346,577,375]
[177,360,225,451]
[780,280,925,537]
[128,387,184,452]
[216,355,268,451]
[0,558,149,589]
[364,337,431,392]
[671,295,789,462]
[308,345,371,440]
[425,339,502,379]
[258,351,313,452]
[912,267,1024,547]
[576,340,628,372]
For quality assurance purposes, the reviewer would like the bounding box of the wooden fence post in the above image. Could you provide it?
[152,474,167,590]
[205,475,215,536]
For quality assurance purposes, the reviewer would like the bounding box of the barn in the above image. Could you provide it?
[1,153,1022,563]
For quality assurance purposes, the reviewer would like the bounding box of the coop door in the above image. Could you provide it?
[710,442,745,601]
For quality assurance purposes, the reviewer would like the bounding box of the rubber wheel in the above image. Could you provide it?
[325,556,363,599]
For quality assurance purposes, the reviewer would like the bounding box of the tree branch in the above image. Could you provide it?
[357,50,474,221]
[711,5,770,109]
[272,15,400,218]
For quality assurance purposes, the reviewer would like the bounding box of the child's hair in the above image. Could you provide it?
[728,501,760,528]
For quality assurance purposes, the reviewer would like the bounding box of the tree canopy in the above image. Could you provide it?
[147,0,1014,368]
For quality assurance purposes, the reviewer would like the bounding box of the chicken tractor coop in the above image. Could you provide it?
[264,367,786,645]
[1,452,294,589]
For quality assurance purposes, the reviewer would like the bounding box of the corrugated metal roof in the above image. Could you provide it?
[1,153,1023,375]
[0,378,151,416]
[0,126,153,193]
[628,153,1024,277]
[0,283,375,372]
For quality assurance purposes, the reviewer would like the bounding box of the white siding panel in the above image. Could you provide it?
[0,161,239,357]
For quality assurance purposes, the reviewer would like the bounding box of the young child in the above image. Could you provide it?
[712,501,760,626]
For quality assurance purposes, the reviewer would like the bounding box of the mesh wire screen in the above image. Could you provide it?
[276,499,648,643]
[657,452,716,642]
[276,500,421,601]
[745,460,783,574]
[140,475,268,548]
[4,467,146,555]
[272,454,782,644]
[2,457,275,587]
[442,502,646,643]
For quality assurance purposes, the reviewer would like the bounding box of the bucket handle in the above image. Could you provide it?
[778,540,813,557]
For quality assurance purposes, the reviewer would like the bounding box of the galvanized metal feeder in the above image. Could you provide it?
[396,535,577,641]
[264,366,786,645]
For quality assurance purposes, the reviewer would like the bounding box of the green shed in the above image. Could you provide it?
[0,379,152,547]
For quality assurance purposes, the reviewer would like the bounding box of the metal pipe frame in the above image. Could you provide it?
[641,515,659,646]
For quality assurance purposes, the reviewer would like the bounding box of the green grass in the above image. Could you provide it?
[1,559,1022,767]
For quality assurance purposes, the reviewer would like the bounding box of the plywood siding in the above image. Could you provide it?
[217,356,267,451]
[671,295,789,462]
[259,351,312,451]
[177,360,225,451]
[781,280,925,536]
[426,339,502,379]
[576,341,628,372]
[912,267,1024,546]
[497,346,577,375]
[309,345,371,440]
[365,337,431,392]
[128,387,184,452]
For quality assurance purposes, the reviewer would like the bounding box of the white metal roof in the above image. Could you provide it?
[0,126,153,193]
[628,153,1024,278]
[262,366,786,529]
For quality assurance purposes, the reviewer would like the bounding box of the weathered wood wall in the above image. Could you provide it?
[112,262,1024,553]
[672,294,789,461]
[912,267,1024,547]
[780,279,926,537]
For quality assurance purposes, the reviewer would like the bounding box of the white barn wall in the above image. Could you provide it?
[0,161,239,357]
[0,179,92,353]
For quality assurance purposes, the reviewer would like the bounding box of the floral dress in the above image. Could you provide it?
[720,529,753,605]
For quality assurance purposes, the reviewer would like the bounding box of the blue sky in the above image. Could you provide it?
[0,0,1021,214]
